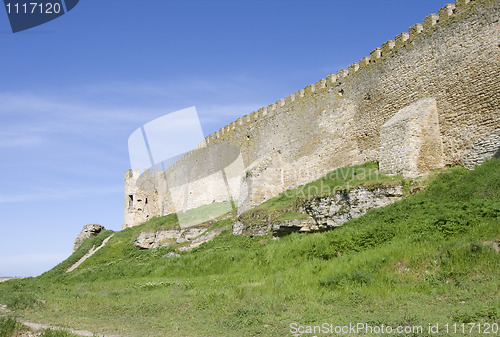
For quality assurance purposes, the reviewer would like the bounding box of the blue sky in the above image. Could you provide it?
[0,0,451,277]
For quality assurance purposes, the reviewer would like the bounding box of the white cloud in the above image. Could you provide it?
[0,132,45,148]
[0,92,70,113]
[77,76,263,99]
[0,92,149,125]
[0,186,122,204]
[0,89,264,142]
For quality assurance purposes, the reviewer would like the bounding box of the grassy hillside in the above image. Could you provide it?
[0,316,79,336]
[0,160,498,336]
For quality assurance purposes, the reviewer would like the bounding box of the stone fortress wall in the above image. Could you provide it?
[124,0,500,229]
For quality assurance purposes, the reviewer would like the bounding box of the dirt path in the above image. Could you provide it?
[66,234,115,273]
[1,305,119,337]
[2,236,120,335]
[21,320,119,336]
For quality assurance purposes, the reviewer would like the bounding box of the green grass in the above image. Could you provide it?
[177,201,236,227]
[0,316,81,337]
[0,160,498,336]
[0,316,26,336]
[40,329,82,337]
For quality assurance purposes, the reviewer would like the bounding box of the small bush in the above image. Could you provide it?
[2,292,39,310]
[319,270,373,288]
[452,304,498,323]
[0,316,25,336]
[40,329,81,337]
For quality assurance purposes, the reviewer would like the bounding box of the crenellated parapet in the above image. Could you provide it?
[125,0,499,228]
[143,0,485,181]
[181,0,477,153]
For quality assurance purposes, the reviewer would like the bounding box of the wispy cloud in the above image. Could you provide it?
[0,185,122,204]
[0,91,156,124]
[77,76,265,99]
[0,92,70,113]
[0,87,265,145]
[0,92,166,150]
[0,132,45,148]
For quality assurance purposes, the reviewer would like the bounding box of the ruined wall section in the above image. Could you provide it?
[124,169,173,229]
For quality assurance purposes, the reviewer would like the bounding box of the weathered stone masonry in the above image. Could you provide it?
[124,0,500,229]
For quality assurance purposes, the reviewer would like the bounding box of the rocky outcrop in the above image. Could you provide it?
[133,231,157,249]
[73,224,105,252]
[271,218,317,236]
[163,252,181,258]
[304,185,403,227]
[235,184,403,237]
[133,226,208,249]
[133,225,228,251]
[234,217,316,237]
[176,227,226,252]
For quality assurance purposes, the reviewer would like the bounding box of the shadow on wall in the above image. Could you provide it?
[494,147,500,159]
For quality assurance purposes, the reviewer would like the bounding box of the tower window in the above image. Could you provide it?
[128,195,134,207]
